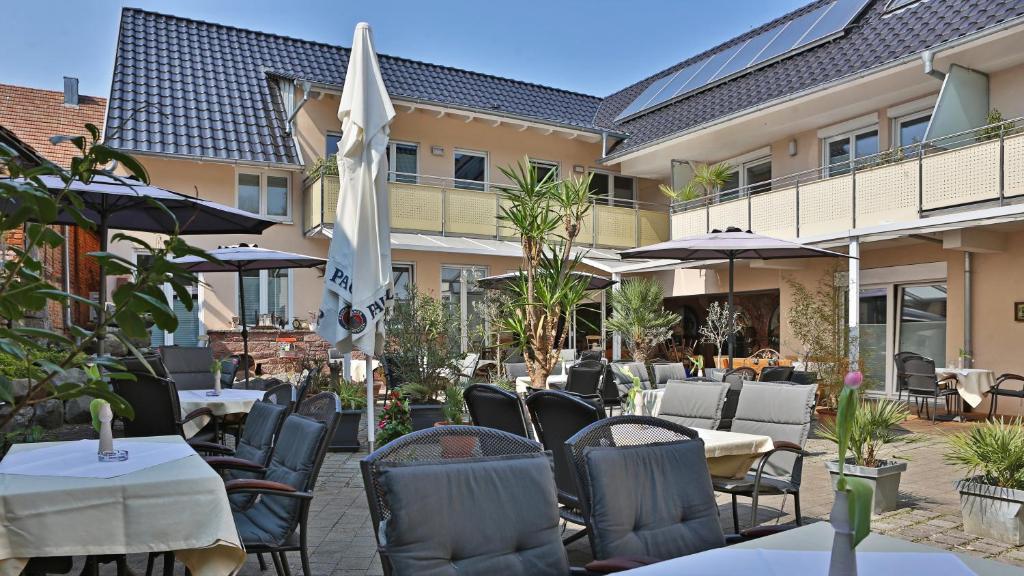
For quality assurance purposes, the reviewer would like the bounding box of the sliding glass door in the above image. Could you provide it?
[897,284,947,368]
[858,287,888,392]
[440,266,488,352]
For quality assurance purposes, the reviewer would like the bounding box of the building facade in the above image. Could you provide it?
[101,1,1024,413]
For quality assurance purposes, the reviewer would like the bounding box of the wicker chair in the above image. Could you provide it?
[262,381,296,408]
[464,384,531,438]
[526,390,605,545]
[566,360,605,396]
[361,426,590,575]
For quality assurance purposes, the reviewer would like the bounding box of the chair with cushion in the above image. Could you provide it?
[758,366,794,382]
[598,364,623,416]
[712,382,817,532]
[904,356,960,422]
[526,389,606,544]
[704,367,726,381]
[718,368,755,430]
[220,357,239,389]
[564,416,725,569]
[464,384,531,438]
[361,426,585,576]
[292,370,315,412]
[989,373,1024,418]
[263,381,296,409]
[113,354,216,443]
[657,381,731,430]
[611,362,652,391]
[580,350,605,362]
[566,360,605,397]
[219,392,340,576]
[651,363,688,388]
[158,346,215,390]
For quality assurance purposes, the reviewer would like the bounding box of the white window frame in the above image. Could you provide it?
[325,132,343,159]
[529,158,560,181]
[453,149,489,191]
[236,269,295,328]
[133,251,204,345]
[392,262,415,301]
[719,156,772,202]
[235,168,293,223]
[389,141,420,184]
[822,124,880,177]
[440,264,489,352]
[892,110,932,149]
[589,170,636,207]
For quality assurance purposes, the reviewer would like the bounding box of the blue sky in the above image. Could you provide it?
[4,0,808,98]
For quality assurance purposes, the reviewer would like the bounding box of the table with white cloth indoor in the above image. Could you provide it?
[178,388,266,438]
[936,367,996,408]
[515,374,568,394]
[632,388,773,479]
[0,435,244,576]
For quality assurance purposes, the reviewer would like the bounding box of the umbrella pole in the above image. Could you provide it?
[96,214,109,357]
[727,256,735,370]
[238,268,251,389]
[366,355,374,451]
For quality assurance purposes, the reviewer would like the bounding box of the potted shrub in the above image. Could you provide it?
[699,301,743,369]
[820,397,910,514]
[328,379,367,452]
[376,390,412,447]
[384,288,463,431]
[606,278,680,364]
[434,384,477,458]
[946,418,1024,545]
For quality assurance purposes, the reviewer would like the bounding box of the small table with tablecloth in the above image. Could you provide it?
[0,435,244,576]
[178,388,266,438]
[935,367,996,408]
[515,374,569,394]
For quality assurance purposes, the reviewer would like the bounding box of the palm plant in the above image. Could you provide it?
[606,278,680,363]
[819,397,909,468]
[659,162,733,206]
[945,418,1024,490]
[496,158,593,388]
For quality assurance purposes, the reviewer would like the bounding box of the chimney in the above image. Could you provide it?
[63,76,79,106]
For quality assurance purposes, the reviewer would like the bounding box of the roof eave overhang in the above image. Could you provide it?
[107,148,304,171]
[601,16,1024,166]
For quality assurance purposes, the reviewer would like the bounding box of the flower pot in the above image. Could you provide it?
[816,407,838,427]
[829,489,857,576]
[826,459,907,514]
[956,477,1024,545]
[328,409,363,452]
[409,403,445,431]
[433,422,479,458]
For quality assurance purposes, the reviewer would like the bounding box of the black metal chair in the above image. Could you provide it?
[712,382,817,532]
[788,371,818,386]
[361,426,594,576]
[219,392,340,576]
[526,389,605,545]
[904,356,960,422]
[113,354,216,443]
[464,384,531,438]
[292,369,315,412]
[989,373,1024,419]
[894,351,923,402]
[652,363,689,388]
[263,381,296,409]
[566,360,605,397]
[579,350,604,362]
[158,346,216,390]
[564,416,723,569]
[598,364,623,416]
[758,366,794,382]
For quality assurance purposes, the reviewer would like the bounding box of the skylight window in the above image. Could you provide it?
[885,0,924,11]
[614,0,872,122]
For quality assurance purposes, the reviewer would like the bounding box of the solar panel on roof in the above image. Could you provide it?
[613,0,872,123]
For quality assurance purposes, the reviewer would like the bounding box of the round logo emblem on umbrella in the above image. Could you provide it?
[338,306,368,334]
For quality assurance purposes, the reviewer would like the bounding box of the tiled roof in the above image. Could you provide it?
[596,0,1024,156]
[0,83,107,167]
[105,8,604,166]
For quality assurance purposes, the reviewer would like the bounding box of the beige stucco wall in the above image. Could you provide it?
[990,62,1024,120]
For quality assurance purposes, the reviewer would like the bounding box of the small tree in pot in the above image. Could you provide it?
[946,418,1024,545]
[820,397,909,514]
[384,288,462,430]
[699,301,743,368]
[606,278,680,364]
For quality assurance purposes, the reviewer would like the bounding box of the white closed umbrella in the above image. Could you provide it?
[318,22,396,449]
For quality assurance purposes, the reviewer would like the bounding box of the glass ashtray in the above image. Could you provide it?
[98,449,129,462]
[206,390,222,397]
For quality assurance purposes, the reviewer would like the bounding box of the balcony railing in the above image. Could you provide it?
[304,172,672,249]
[672,117,1024,240]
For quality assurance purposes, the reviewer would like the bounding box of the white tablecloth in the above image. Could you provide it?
[515,375,568,394]
[178,388,266,438]
[0,439,194,479]
[935,368,996,408]
[0,435,244,576]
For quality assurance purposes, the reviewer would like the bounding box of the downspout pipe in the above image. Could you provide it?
[921,50,946,82]
[964,252,972,367]
[286,80,313,130]
[63,225,72,332]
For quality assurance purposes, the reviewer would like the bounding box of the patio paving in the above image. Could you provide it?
[95,414,1024,574]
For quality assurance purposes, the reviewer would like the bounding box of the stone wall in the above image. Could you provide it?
[208,329,332,376]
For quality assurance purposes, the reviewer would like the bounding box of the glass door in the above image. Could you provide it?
[440,266,488,352]
[897,284,947,367]
[858,287,888,392]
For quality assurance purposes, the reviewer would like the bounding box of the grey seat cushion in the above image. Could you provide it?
[159,346,214,390]
[582,441,725,561]
[731,382,817,479]
[377,453,569,576]
[652,363,688,388]
[611,362,652,390]
[657,381,730,430]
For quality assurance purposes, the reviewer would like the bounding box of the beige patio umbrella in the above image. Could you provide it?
[317,22,395,449]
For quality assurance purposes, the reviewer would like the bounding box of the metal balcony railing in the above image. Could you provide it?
[303,172,672,249]
[671,117,1024,240]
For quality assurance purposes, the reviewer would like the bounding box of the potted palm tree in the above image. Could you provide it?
[328,378,367,452]
[946,418,1024,545]
[659,162,733,210]
[820,397,909,514]
[606,278,680,364]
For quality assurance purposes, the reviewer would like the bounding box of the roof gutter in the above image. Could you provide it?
[601,15,1024,165]
[116,148,304,172]
[286,80,313,129]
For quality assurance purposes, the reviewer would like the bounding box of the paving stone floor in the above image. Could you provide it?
[101,414,1023,574]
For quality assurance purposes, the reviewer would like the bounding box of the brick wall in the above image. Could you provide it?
[208,329,332,376]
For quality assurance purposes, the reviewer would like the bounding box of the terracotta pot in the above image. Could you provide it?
[816,407,838,427]
[433,422,478,458]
